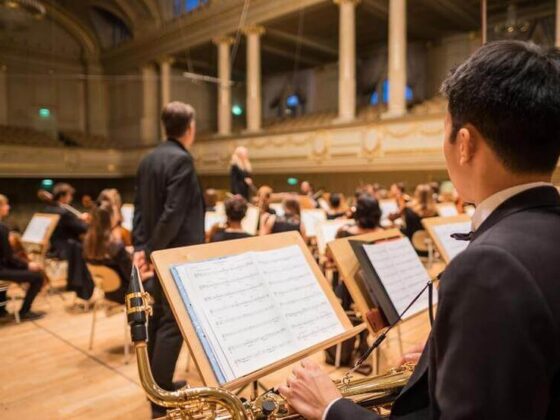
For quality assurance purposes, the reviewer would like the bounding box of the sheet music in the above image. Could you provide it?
[301,209,327,237]
[121,204,134,231]
[363,238,436,319]
[437,203,459,217]
[269,203,285,217]
[316,220,353,255]
[205,211,227,233]
[172,245,344,383]
[432,221,471,261]
[241,206,260,236]
[22,215,53,244]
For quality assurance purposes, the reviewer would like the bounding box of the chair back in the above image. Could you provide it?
[86,264,121,293]
[411,229,430,253]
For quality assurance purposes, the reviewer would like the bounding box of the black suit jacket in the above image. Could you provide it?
[44,204,88,256]
[132,139,205,257]
[0,222,27,270]
[328,186,560,420]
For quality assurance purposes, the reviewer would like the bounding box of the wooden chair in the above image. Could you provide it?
[0,280,20,323]
[86,264,130,363]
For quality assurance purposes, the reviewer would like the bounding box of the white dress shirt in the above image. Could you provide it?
[471,182,553,231]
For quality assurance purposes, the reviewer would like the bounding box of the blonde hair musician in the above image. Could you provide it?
[230,146,254,200]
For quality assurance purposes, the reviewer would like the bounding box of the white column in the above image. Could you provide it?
[0,65,8,125]
[243,26,265,132]
[384,0,407,119]
[159,56,174,108]
[84,62,108,136]
[213,36,234,136]
[141,63,159,145]
[159,57,174,138]
[335,0,358,122]
[556,0,560,47]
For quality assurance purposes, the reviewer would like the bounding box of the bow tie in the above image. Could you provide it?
[450,231,473,241]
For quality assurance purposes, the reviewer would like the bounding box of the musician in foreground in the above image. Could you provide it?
[279,40,560,419]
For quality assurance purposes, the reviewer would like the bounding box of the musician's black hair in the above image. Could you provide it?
[441,41,560,173]
[354,193,381,229]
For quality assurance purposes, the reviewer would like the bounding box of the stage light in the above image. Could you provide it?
[40,179,54,190]
[232,104,243,116]
[38,107,50,118]
[286,94,300,108]
[287,177,298,186]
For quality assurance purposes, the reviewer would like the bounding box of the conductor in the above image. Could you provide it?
[132,101,205,418]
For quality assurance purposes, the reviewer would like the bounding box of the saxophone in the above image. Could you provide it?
[126,267,413,419]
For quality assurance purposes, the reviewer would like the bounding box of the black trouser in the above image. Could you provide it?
[0,268,43,315]
[144,277,183,417]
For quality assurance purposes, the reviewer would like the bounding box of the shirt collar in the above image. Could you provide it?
[471,181,553,231]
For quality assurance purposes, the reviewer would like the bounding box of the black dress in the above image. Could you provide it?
[230,164,252,200]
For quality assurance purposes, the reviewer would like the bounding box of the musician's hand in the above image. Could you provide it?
[399,343,425,366]
[28,261,42,272]
[278,359,341,420]
[80,213,91,223]
[133,250,147,269]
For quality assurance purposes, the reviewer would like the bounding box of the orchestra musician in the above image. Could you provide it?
[0,194,44,320]
[43,183,94,300]
[279,41,560,420]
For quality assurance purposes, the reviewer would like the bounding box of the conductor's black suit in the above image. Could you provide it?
[132,138,204,415]
[328,186,560,420]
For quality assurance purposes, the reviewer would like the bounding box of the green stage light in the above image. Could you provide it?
[231,104,243,116]
[287,177,298,186]
[40,179,54,190]
[38,108,50,118]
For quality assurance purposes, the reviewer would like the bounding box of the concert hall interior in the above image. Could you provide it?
[1,0,560,419]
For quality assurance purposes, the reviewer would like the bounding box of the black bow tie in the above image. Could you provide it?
[450,231,474,241]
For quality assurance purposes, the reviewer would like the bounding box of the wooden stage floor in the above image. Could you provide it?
[0,288,432,419]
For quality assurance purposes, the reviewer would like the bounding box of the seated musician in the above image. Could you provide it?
[325,193,383,372]
[44,183,93,300]
[83,201,130,304]
[396,184,438,241]
[279,41,560,419]
[44,183,89,257]
[260,196,306,238]
[97,188,132,247]
[326,193,346,220]
[256,185,276,216]
[210,195,253,242]
[0,194,44,320]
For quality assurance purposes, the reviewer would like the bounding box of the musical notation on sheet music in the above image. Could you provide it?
[363,237,436,319]
[172,245,344,382]
[432,221,471,261]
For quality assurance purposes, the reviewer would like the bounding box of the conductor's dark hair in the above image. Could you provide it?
[441,41,560,173]
[354,194,381,229]
[161,101,195,139]
[225,195,248,222]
